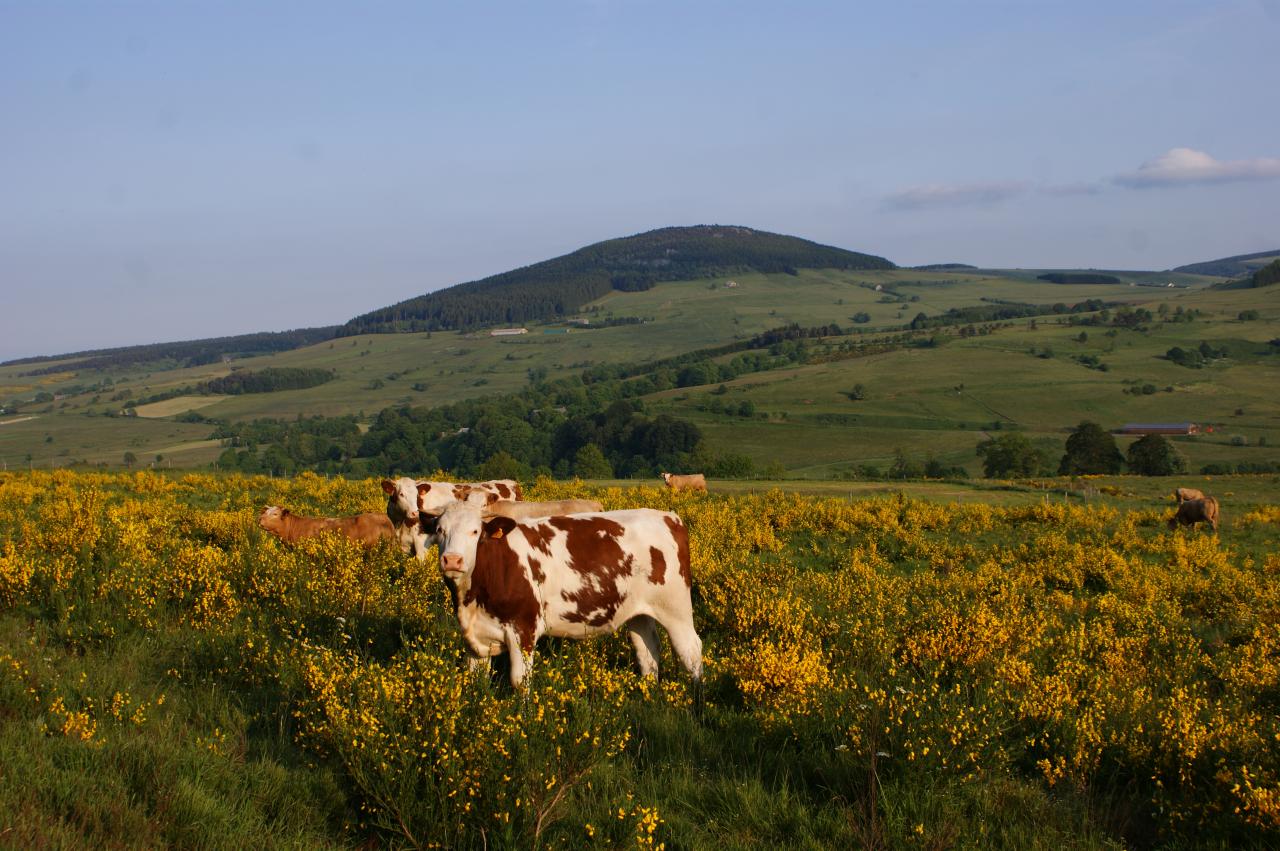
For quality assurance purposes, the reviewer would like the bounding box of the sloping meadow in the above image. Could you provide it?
[1,470,1278,848]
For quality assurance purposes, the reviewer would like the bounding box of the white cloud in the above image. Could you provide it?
[1114,147,1280,188]
[882,181,1029,211]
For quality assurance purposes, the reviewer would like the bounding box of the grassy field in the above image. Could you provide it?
[2,470,1279,848]
[649,284,1280,476]
[2,265,1274,477]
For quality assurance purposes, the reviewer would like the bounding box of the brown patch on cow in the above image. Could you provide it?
[483,516,518,541]
[550,515,631,627]
[493,483,512,500]
[527,555,545,583]
[518,522,556,556]
[452,485,469,502]
[648,546,667,584]
[512,483,524,500]
[663,515,692,588]
[465,532,539,653]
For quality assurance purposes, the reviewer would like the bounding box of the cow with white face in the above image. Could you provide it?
[382,477,525,561]
[433,501,704,688]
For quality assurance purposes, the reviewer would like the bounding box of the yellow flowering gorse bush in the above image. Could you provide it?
[1,470,1279,844]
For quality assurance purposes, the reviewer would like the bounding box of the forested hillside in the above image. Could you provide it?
[340,225,894,334]
[5,327,338,374]
[1174,249,1280,278]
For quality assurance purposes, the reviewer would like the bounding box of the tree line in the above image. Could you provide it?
[976,423,1187,478]
[8,327,337,375]
[198,368,335,395]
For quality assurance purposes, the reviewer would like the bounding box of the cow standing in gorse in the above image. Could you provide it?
[433,501,704,688]
[1169,496,1220,532]
[258,506,394,546]
[382,477,523,560]
[660,472,707,493]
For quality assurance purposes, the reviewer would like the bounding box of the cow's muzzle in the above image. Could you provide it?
[441,552,465,575]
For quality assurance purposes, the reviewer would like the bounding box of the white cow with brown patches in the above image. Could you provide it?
[381,477,524,560]
[433,501,703,688]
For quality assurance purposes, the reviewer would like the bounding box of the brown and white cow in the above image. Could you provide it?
[381,477,524,560]
[1169,496,1220,532]
[1174,487,1206,504]
[660,472,707,493]
[433,501,703,688]
[258,506,394,546]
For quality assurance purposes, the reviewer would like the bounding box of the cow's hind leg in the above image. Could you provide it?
[626,615,662,678]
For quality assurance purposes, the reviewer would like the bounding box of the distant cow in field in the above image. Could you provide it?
[484,498,603,521]
[1174,487,1206,504]
[1168,496,1220,533]
[660,472,707,493]
[381,477,524,560]
[433,501,703,688]
[258,506,394,546]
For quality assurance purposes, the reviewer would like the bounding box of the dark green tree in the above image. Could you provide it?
[1058,421,1124,475]
[573,444,613,479]
[1126,434,1186,476]
[976,433,1050,478]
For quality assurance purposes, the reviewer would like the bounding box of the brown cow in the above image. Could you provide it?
[1174,487,1205,504]
[258,506,394,546]
[1168,496,1219,533]
[484,498,604,521]
[660,472,707,493]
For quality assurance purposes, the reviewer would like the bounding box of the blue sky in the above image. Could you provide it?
[2,0,1278,361]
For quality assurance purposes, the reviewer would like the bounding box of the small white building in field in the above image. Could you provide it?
[489,328,528,336]
[724,280,739,288]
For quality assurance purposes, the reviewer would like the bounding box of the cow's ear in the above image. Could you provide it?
[381,479,396,495]
[416,482,432,495]
[281,508,291,517]
[482,516,517,541]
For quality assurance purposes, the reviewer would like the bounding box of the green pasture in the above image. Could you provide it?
[2,266,1276,476]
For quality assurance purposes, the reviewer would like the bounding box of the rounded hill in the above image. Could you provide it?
[340,225,894,334]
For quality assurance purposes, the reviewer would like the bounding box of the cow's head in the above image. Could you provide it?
[382,477,423,526]
[258,505,285,529]
[659,472,671,485]
[436,502,517,579]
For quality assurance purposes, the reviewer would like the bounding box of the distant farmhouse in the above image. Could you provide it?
[1117,423,1200,435]
[724,280,739,288]
[489,328,528,337]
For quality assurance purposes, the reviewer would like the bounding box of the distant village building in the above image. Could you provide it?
[874,284,884,292]
[489,328,528,336]
[1117,423,1200,436]
[724,280,739,288]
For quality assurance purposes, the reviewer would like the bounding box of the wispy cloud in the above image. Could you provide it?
[1039,182,1105,197]
[882,181,1029,211]
[1114,147,1280,188]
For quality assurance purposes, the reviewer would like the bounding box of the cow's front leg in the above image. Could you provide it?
[503,626,532,688]
[465,647,492,675]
